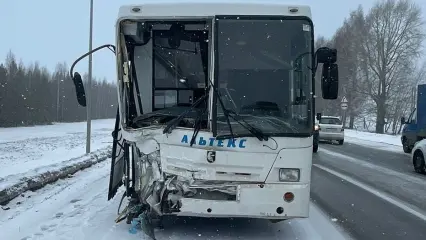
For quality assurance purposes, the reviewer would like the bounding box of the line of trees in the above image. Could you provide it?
[316,0,426,134]
[0,51,117,127]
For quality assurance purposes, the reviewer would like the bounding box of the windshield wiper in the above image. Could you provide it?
[162,80,268,143]
[206,79,236,141]
[217,109,269,141]
[189,101,208,146]
[130,112,177,128]
[163,87,210,134]
[208,78,268,141]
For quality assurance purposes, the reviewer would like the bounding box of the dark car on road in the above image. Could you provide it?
[313,123,319,153]
[313,113,321,153]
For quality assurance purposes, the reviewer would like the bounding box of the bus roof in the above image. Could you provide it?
[118,1,311,20]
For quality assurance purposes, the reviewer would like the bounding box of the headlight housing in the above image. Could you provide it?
[279,168,300,182]
[314,125,320,131]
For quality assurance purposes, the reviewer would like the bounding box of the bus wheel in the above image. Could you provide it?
[403,139,412,153]
[413,150,426,174]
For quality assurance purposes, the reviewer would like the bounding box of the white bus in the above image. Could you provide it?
[69,1,339,238]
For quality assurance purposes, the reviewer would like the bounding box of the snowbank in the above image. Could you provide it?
[0,119,115,204]
[0,119,115,179]
[344,129,402,152]
[345,129,402,146]
[0,147,111,205]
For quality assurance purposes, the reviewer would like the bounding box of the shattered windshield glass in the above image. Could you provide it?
[214,18,313,137]
[130,24,210,128]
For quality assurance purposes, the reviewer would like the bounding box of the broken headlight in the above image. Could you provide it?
[279,168,300,182]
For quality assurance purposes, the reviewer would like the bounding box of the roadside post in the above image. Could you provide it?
[341,96,348,128]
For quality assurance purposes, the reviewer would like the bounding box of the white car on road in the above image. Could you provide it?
[318,116,345,145]
[411,139,426,174]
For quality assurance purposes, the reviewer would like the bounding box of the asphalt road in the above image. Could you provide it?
[312,140,426,240]
[3,135,425,240]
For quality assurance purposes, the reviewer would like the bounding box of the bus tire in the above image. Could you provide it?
[403,138,412,153]
[413,150,426,174]
[313,144,318,153]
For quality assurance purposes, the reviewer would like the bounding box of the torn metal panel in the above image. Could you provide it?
[108,108,126,200]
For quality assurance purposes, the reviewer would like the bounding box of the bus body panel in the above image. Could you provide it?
[109,1,315,222]
[117,1,312,20]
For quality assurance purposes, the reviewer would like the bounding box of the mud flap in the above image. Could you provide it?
[140,212,156,240]
[108,108,126,200]
[128,211,157,239]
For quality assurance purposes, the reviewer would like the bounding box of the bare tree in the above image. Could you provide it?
[317,6,369,128]
[362,0,425,133]
[332,6,369,128]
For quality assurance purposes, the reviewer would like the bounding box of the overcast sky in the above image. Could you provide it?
[1,0,423,81]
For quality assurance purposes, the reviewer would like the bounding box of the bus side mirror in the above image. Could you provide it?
[72,72,87,107]
[401,116,406,125]
[316,113,322,121]
[69,44,116,107]
[321,63,339,100]
[317,48,337,64]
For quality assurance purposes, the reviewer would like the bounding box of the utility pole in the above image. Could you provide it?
[86,0,93,154]
[56,79,60,122]
[56,79,64,122]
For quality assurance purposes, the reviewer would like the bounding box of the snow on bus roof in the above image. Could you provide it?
[117,0,311,20]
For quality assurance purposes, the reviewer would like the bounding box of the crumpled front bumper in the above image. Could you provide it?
[174,183,310,220]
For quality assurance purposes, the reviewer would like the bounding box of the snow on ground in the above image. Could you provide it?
[0,119,115,179]
[0,146,110,192]
[344,129,403,153]
[0,119,114,143]
[0,159,350,240]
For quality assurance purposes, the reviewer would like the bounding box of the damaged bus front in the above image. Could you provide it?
[69,2,339,237]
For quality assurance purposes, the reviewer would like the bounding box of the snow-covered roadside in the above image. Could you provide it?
[0,147,110,189]
[0,147,111,205]
[0,119,115,143]
[344,129,403,153]
[0,159,349,240]
[0,119,115,179]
